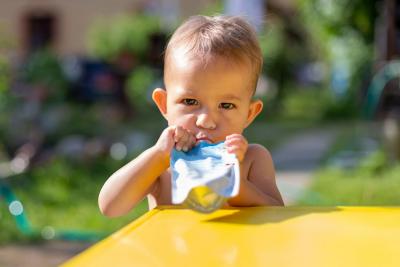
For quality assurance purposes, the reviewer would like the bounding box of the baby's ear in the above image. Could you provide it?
[152,88,168,118]
[245,99,263,128]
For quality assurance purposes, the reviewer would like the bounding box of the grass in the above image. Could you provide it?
[295,120,400,206]
[0,156,148,245]
[298,150,400,206]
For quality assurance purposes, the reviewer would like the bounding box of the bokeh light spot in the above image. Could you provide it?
[10,157,28,174]
[41,226,56,240]
[9,200,23,216]
[110,142,127,160]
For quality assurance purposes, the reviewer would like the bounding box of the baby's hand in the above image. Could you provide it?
[155,126,196,157]
[225,134,248,162]
[173,126,196,152]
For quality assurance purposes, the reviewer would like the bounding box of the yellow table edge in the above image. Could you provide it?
[61,208,161,266]
[61,206,400,267]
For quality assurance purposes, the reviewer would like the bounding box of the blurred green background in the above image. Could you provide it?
[0,0,400,247]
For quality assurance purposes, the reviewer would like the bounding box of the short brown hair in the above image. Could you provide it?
[164,15,263,92]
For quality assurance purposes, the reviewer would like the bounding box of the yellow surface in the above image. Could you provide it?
[62,206,400,267]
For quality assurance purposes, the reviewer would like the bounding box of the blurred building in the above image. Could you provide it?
[0,0,215,58]
[374,0,400,116]
[376,0,400,62]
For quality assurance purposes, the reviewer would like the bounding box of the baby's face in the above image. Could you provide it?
[160,55,262,143]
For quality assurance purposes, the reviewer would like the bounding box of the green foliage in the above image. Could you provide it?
[299,0,377,42]
[201,1,224,16]
[259,22,285,62]
[0,55,15,126]
[259,22,289,84]
[276,85,359,122]
[295,0,377,119]
[87,15,161,60]
[321,92,360,120]
[126,66,156,111]
[0,55,9,94]
[23,49,68,100]
[259,21,311,91]
[0,57,18,144]
[278,87,330,121]
[51,104,103,139]
[86,15,165,112]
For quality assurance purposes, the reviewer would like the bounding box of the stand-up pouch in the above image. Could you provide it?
[171,141,240,213]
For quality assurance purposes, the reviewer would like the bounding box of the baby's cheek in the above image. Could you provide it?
[223,113,247,129]
[171,114,197,129]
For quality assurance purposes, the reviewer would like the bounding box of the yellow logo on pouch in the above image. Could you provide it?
[184,186,227,213]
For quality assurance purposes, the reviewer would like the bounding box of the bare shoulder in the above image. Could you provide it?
[246,144,273,162]
[245,143,275,179]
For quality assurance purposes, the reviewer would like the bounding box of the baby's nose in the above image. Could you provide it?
[196,113,216,130]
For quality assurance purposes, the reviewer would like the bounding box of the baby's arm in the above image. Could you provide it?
[98,126,196,217]
[225,135,284,206]
[245,144,284,206]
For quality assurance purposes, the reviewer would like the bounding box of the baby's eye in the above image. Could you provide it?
[219,103,236,109]
[182,99,199,106]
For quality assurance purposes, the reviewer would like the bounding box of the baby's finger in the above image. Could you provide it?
[226,135,247,144]
[225,138,247,148]
[175,129,190,151]
[225,134,243,140]
[176,138,190,151]
[226,144,241,153]
[225,138,241,145]
[184,134,197,151]
[174,126,185,143]
[180,130,196,151]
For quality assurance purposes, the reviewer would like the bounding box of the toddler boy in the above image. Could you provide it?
[99,15,284,217]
